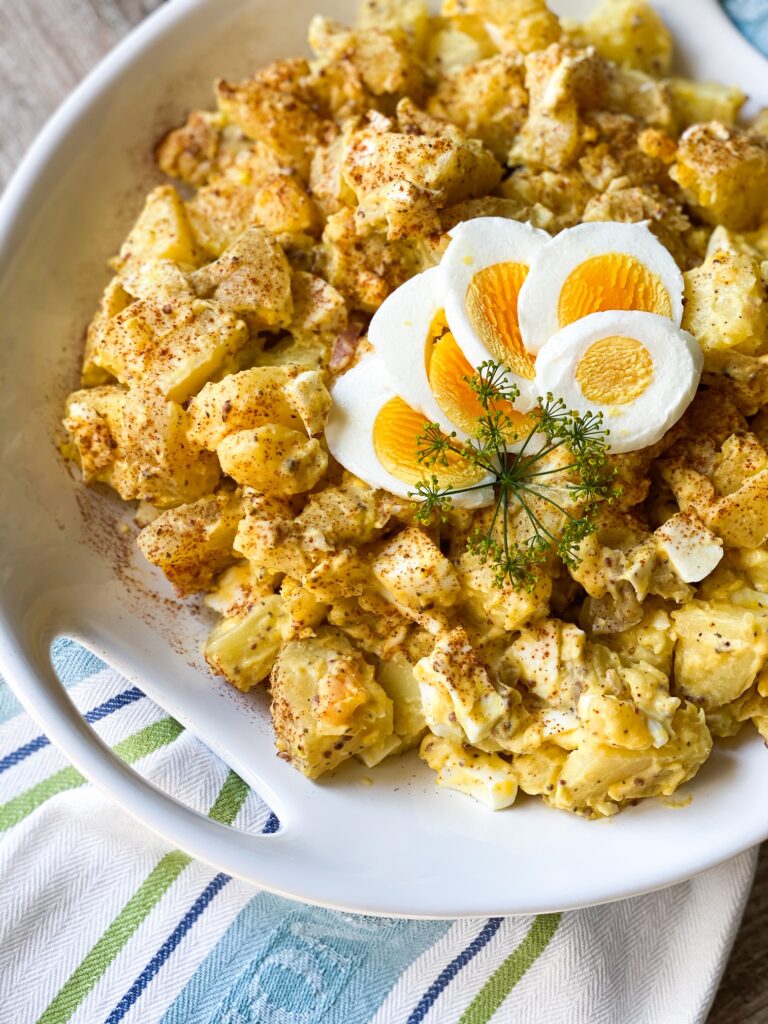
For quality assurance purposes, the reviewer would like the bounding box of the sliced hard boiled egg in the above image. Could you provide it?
[534,310,703,454]
[326,354,495,507]
[518,221,684,354]
[369,265,537,448]
[368,267,467,438]
[440,217,550,411]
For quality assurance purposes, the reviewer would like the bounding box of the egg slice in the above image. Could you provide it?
[369,264,537,448]
[326,354,495,507]
[534,310,703,453]
[368,267,469,440]
[518,221,684,354]
[440,217,550,411]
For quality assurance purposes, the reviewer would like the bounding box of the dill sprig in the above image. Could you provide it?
[412,361,618,590]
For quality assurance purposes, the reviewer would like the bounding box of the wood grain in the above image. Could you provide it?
[1,3,766,1020]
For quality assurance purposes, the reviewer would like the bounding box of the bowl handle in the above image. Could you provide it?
[0,617,322,894]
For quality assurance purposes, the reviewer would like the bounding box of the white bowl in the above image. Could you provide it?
[1,0,768,918]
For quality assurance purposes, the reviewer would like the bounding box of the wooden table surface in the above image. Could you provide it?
[2,1,767,1019]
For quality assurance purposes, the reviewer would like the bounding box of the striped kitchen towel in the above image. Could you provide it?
[0,640,757,1024]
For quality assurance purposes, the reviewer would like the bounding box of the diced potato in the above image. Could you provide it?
[357,0,429,54]
[510,45,585,171]
[302,550,371,603]
[111,186,204,284]
[683,247,768,356]
[190,227,293,330]
[414,628,506,744]
[280,576,329,636]
[376,658,427,749]
[296,474,395,547]
[372,527,461,611]
[599,604,675,676]
[672,599,768,707]
[428,55,528,161]
[458,552,552,633]
[136,491,242,594]
[186,167,319,257]
[89,296,248,403]
[205,560,279,617]
[442,0,560,55]
[670,78,745,130]
[217,425,327,495]
[82,278,132,386]
[342,113,502,210]
[187,366,329,450]
[63,386,219,508]
[155,110,228,187]
[579,693,655,750]
[576,0,672,76]
[234,490,328,578]
[216,68,329,180]
[713,433,768,496]
[671,123,768,231]
[310,17,424,100]
[328,589,414,660]
[270,627,393,777]
[549,704,711,817]
[426,26,492,76]
[205,595,289,691]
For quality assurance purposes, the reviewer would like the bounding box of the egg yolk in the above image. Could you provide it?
[465,262,535,380]
[575,335,654,404]
[426,329,535,441]
[372,397,485,488]
[558,253,672,327]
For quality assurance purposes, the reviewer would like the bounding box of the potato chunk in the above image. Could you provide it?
[682,246,768,358]
[190,227,293,330]
[187,366,330,450]
[63,386,219,508]
[111,185,204,283]
[672,600,768,708]
[671,123,768,231]
[575,0,672,76]
[270,628,393,777]
[372,527,461,611]
[186,165,319,257]
[549,705,711,818]
[89,297,248,403]
[216,67,330,180]
[428,55,528,162]
[205,595,289,691]
[136,491,242,594]
[217,425,327,496]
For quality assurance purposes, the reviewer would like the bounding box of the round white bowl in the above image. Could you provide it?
[1,0,768,917]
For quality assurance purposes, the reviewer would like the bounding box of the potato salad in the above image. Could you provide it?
[62,0,768,817]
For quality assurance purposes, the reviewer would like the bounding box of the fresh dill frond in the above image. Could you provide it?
[412,362,618,590]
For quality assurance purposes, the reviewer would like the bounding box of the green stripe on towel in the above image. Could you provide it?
[35,767,248,1024]
[0,718,183,831]
[458,914,561,1024]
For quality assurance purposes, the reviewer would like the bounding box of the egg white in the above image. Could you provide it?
[533,310,703,454]
[326,354,495,507]
[518,221,684,355]
[367,266,469,441]
[440,217,550,411]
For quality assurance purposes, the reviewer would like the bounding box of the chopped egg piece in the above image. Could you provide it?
[421,735,518,810]
[518,221,684,354]
[441,217,549,410]
[325,354,494,507]
[534,310,702,453]
[655,512,724,583]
